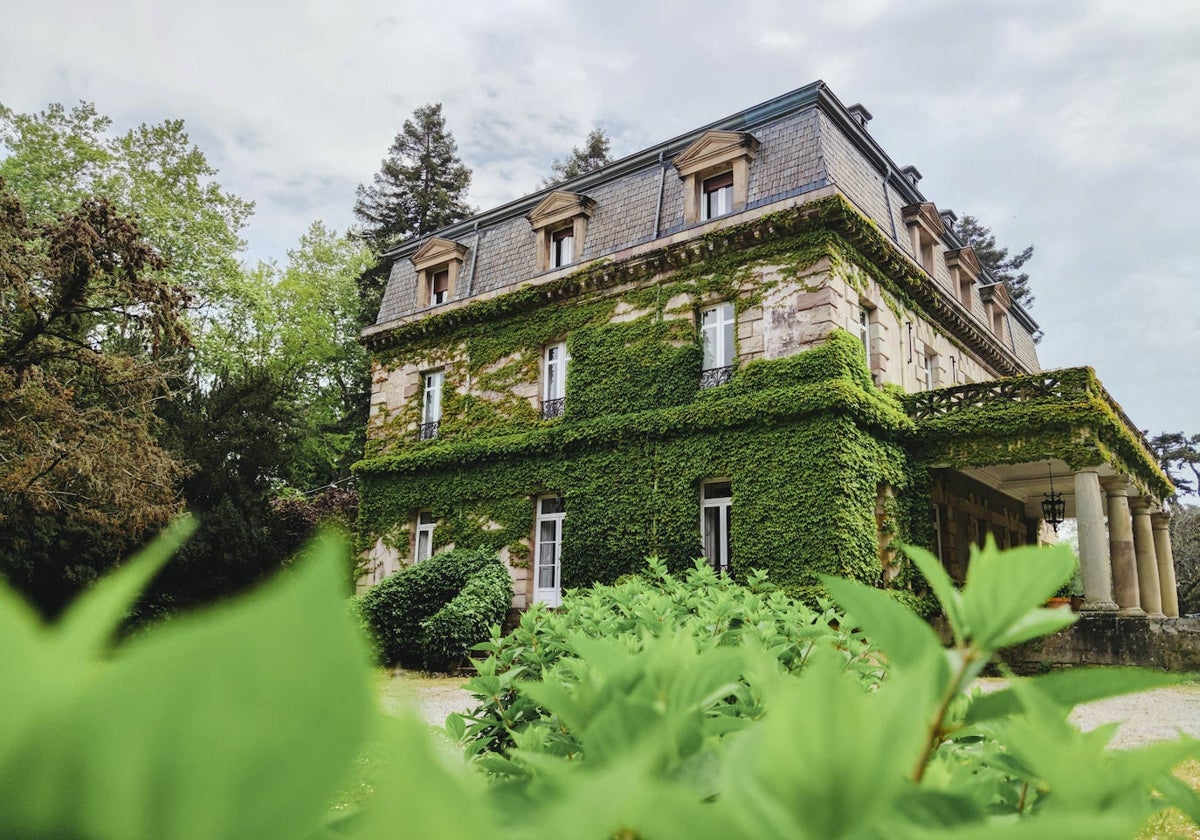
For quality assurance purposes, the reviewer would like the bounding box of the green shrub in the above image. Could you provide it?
[3,524,1198,840]
[456,557,880,762]
[358,547,509,670]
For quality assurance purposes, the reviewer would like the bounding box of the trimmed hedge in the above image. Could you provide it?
[359,548,511,671]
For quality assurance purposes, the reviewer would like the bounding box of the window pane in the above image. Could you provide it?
[418,511,435,525]
[540,496,565,515]
[722,316,735,367]
[704,482,732,500]
[416,530,431,563]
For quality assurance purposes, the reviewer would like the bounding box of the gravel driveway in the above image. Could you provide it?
[390,670,1200,749]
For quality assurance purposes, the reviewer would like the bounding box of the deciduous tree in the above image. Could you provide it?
[0,179,187,614]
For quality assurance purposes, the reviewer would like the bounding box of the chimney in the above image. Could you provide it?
[939,209,958,231]
[847,103,872,130]
[901,165,922,186]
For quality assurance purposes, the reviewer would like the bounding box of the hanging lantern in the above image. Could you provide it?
[1041,462,1065,533]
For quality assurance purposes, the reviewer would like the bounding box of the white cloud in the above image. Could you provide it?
[2,0,1199,434]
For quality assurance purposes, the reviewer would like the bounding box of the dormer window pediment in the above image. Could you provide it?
[980,282,1013,340]
[674,130,759,225]
[410,236,469,309]
[529,191,595,272]
[945,245,982,310]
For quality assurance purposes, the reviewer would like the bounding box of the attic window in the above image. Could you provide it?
[529,191,595,272]
[410,237,469,309]
[901,202,945,275]
[673,130,760,226]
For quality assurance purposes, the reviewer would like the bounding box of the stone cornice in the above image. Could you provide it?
[527,191,595,231]
[672,130,760,178]
[410,237,468,271]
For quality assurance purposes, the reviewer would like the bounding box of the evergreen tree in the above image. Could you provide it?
[353,103,472,327]
[1150,431,1200,501]
[354,103,472,251]
[543,128,612,187]
[955,214,1035,309]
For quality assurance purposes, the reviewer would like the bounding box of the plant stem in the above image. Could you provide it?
[912,646,978,783]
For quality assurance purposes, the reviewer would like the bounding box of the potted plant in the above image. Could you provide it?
[1047,555,1085,611]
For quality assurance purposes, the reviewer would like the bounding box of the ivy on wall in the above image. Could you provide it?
[356,193,1168,608]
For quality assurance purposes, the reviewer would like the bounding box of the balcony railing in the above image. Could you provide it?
[418,420,439,441]
[700,365,735,389]
[541,397,566,420]
[904,368,1146,447]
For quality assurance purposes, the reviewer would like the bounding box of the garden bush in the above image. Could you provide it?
[358,547,510,670]
[3,524,1199,839]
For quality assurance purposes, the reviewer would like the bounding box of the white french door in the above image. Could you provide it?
[533,495,565,606]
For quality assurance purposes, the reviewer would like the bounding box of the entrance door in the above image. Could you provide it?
[533,495,565,606]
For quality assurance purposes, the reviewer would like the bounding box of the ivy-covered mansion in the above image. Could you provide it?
[355,80,1178,620]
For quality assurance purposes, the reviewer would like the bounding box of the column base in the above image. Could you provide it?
[1117,606,1146,617]
[1146,611,1167,620]
[1081,600,1119,612]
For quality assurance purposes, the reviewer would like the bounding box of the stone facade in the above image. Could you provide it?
[357,81,1177,630]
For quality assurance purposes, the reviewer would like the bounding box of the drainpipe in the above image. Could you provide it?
[464,222,481,297]
[881,165,898,242]
[653,151,667,239]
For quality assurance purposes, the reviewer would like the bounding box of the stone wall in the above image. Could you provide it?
[1002,614,1200,673]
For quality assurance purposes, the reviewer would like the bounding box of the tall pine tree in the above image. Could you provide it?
[955,214,1035,309]
[353,104,471,328]
[543,127,613,187]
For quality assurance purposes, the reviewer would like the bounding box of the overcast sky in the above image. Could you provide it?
[2,0,1197,439]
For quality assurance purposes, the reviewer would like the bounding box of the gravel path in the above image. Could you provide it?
[391,671,1200,748]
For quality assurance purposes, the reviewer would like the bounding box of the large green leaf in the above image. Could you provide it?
[966,667,1183,725]
[958,539,1077,650]
[0,531,373,840]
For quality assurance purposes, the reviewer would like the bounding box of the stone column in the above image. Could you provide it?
[1074,469,1117,611]
[1101,477,1143,616]
[1151,511,1180,618]
[1130,497,1164,618]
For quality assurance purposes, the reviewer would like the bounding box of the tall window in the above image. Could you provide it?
[701,481,732,574]
[414,511,436,562]
[858,306,871,361]
[429,269,450,305]
[923,350,937,390]
[701,171,734,221]
[700,302,736,388]
[551,227,574,268]
[420,369,443,440]
[542,342,568,419]
[534,495,565,606]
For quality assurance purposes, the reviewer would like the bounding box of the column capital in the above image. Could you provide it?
[1130,496,1156,514]
[1151,510,1172,531]
[1100,475,1135,495]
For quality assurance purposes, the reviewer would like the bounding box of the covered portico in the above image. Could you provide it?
[906,368,1178,618]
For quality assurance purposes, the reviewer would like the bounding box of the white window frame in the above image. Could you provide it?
[533,495,565,606]
[422,369,443,425]
[414,510,436,563]
[701,302,736,371]
[551,226,574,268]
[923,350,937,390]
[701,480,732,574]
[858,305,872,362]
[543,342,568,402]
[429,268,449,306]
[701,171,734,221]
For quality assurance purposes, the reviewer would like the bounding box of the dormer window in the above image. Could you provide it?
[674,130,760,226]
[901,202,946,276]
[529,191,595,273]
[702,171,734,220]
[980,283,1013,345]
[410,237,469,309]
[944,246,982,311]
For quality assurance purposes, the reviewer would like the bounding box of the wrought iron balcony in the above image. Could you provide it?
[417,421,439,441]
[541,397,566,420]
[699,365,735,389]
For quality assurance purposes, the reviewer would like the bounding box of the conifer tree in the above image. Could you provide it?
[543,128,612,187]
[955,213,1035,309]
[354,103,472,251]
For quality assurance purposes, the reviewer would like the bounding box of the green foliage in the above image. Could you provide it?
[543,126,613,186]
[1151,431,1200,500]
[955,212,1036,309]
[358,547,510,670]
[455,557,877,764]
[2,528,1197,838]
